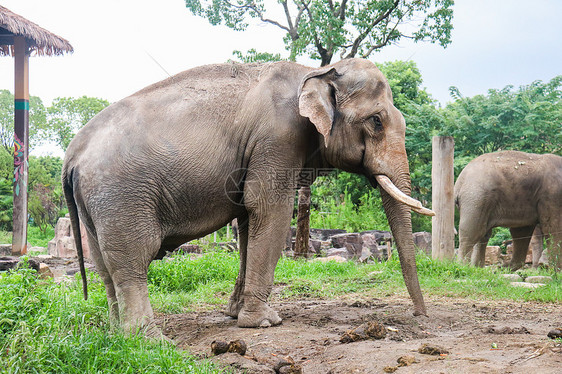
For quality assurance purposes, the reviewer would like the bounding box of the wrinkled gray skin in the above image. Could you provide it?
[455,151,562,271]
[63,59,426,338]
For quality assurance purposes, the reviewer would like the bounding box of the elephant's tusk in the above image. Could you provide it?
[375,175,435,216]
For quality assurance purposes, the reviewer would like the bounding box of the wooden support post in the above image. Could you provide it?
[12,36,29,256]
[294,186,311,258]
[431,136,455,260]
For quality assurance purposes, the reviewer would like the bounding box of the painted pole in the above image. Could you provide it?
[12,36,29,256]
[431,136,455,260]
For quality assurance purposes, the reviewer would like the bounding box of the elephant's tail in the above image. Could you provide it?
[62,168,88,300]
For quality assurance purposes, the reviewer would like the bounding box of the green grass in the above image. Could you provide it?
[0,226,55,247]
[0,259,227,373]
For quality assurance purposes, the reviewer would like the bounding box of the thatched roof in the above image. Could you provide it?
[0,5,73,56]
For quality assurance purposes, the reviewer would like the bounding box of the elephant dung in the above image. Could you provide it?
[418,343,449,355]
[211,339,247,356]
[340,321,387,343]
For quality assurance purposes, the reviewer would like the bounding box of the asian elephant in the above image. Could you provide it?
[455,150,562,270]
[62,59,433,338]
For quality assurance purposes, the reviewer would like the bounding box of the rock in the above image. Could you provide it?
[412,232,432,255]
[0,256,39,272]
[38,263,54,279]
[485,246,502,265]
[510,282,546,289]
[524,276,552,284]
[325,248,350,259]
[28,246,46,255]
[418,343,449,355]
[383,366,398,373]
[48,217,91,259]
[0,256,19,271]
[309,239,322,253]
[360,230,392,244]
[361,233,382,260]
[36,254,53,260]
[359,247,373,263]
[314,256,347,263]
[501,274,523,282]
[309,228,347,241]
[0,244,12,256]
[331,233,363,258]
[340,321,386,343]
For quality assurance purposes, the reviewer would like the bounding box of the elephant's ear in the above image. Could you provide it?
[298,67,337,146]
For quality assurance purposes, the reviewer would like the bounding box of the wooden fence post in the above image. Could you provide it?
[294,186,311,258]
[431,136,455,260]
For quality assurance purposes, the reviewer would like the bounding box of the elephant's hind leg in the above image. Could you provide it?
[99,229,163,338]
[509,226,535,270]
[470,229,492,267]
[226,215,249,318]
[87,234,119,327]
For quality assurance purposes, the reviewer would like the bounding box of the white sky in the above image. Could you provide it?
[1,0,561,155]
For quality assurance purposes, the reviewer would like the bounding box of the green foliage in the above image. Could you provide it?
[232,48,283,63]
[46,96,110,151]
[186,0,454,65]
[445,77,562,156]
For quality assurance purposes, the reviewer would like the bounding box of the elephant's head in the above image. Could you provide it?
[298,58,433,316]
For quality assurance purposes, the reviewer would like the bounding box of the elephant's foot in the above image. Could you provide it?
[237,301,282,328]
[225,296,243,319]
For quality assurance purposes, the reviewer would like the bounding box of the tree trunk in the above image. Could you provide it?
[294,186,311,258]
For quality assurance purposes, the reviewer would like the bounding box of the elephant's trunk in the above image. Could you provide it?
[377,173,427,317]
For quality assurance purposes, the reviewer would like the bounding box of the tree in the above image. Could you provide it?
[46,96,110,151]
[445,76,562,159]
[186,0,454,66]
[0,90,47,156]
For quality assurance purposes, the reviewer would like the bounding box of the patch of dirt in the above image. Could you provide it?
[157,296,562,373]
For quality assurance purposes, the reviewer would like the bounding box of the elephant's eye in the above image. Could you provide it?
[370,115,383,130]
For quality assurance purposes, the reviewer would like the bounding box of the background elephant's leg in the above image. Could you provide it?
[531,225,544,268]
[542,220,562,271]
[226,214,249,318]
[509,226,535,270]
[237,201,293,328]
[470,229,492,267]
[458,209,489,263]
[87,235,119,327]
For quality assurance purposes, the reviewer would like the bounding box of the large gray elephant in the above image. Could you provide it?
[455,150,562,270]
[63,59,433,337]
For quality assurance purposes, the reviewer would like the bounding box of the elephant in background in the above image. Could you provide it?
[62,59,433,338]
[454,151,562,270]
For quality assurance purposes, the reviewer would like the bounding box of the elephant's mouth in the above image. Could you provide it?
[374,175,435,216]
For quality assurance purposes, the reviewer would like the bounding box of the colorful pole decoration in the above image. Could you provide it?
[12,35,29,256]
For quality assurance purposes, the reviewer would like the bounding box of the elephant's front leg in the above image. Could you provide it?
[236,185,294,328]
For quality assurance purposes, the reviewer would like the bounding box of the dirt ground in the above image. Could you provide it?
[157,295,562,374]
